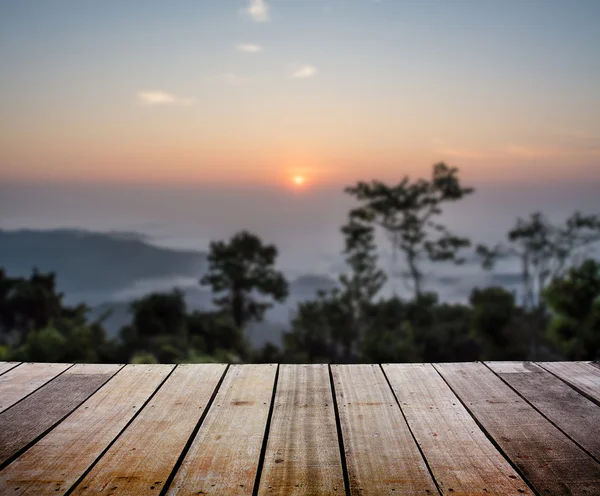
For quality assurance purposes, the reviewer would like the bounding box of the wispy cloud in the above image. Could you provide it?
[236,43,263,53]
[137,91,194,106]
[219,73,249,87]
[291,64,317,79]
[245,0,269,22]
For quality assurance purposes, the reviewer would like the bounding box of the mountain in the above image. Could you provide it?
[0,229,206,304]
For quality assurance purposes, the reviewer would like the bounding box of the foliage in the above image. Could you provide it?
[478,212,600,310]
[469,287,529,360]
[346,162,474,299]
[544,259,600,360]
[200,231,289,329]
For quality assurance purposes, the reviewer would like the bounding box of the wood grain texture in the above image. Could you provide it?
[70,363,226,495]
[0,364,172,495]
[257,364,345,496]
[0,362,20,376]
[436,362,600,496]
[0,362,71,413]
[537,361,600,405]
[0,363,122,467]
[332,364,437,495]
[487,361,600,461]
[167,364,277,496]
[384,363,532,495]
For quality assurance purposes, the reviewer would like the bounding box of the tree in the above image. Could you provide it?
[346,162,474,300]
[477,211,600,311]
[284,215,386,363]
[187,310,245,357]
[469,287,528,360]
[120,290,188,363]
[200,231,288,330]
[0,269,64,344]
[544,259,600,360]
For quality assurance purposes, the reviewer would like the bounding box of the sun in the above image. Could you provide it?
[292,175,306,186]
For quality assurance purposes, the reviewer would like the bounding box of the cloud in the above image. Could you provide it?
[137,91,194,106]
[236,43,263,53]
[245,0,269,22]
[291,64,317,79]
[219,73,249,87]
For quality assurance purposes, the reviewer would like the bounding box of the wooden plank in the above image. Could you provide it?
[488,361,600,461]
[0,363,122,467]
[0,364,173,495]
[166,364,277,496]
[384,363,532,495]
[332,364,438,495]
[70,363,226,495]
[0,362,20,376]
[435,362,600,496]
[0,362,71,413]
[537,361,600,405]
[257,364,345,495]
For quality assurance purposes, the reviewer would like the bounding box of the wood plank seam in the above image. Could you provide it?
[379,364,443,496]
[251,364,280,496]
[0,364,125,472]
[431,363,541,496]
[484,362,600,465]
[63,364,178,496]
[158,364,231,496]
[0,362,21,377]
[536,362,600,408]
[0,363,75,415]
[327,365,352,496]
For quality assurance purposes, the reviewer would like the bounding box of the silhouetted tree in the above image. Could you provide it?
[346,162,474,300]
[469,287,528,360]
[544,259,600,360]
[187,310,245,357]
[201,231,288,330]
[120,290,188,362]
[478,211,600,311]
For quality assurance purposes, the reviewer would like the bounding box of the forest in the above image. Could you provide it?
[2,163,600,364]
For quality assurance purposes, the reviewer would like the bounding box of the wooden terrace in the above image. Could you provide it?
[0,361,599,495]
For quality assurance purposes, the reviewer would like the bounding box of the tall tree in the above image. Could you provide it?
[477,211,600,311]
[345,162,474,300]
[200,231,288,330]
[284,215,386,363]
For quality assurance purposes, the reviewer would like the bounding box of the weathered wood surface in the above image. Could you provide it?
[0,362,20,376]
[0,364,122,467]
[70,364,226,495]
[436,362,600,495]
[257,364,345,495]
[538,361,600,405]
[167,364,277,496]
[0,361,598,495]
[384,363,532,495]
[0,362,71,413]
[487,361,600,461]
[332,364,437,495]
[0,364,172,495]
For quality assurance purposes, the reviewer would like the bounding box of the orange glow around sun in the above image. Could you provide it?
[292,175,306,186]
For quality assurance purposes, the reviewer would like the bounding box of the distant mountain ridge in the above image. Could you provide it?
[0,229,207,303]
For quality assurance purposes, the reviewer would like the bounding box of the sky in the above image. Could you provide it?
[1,0,599,188]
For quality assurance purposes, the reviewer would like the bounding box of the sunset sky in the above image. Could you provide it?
[1,0,599,187]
